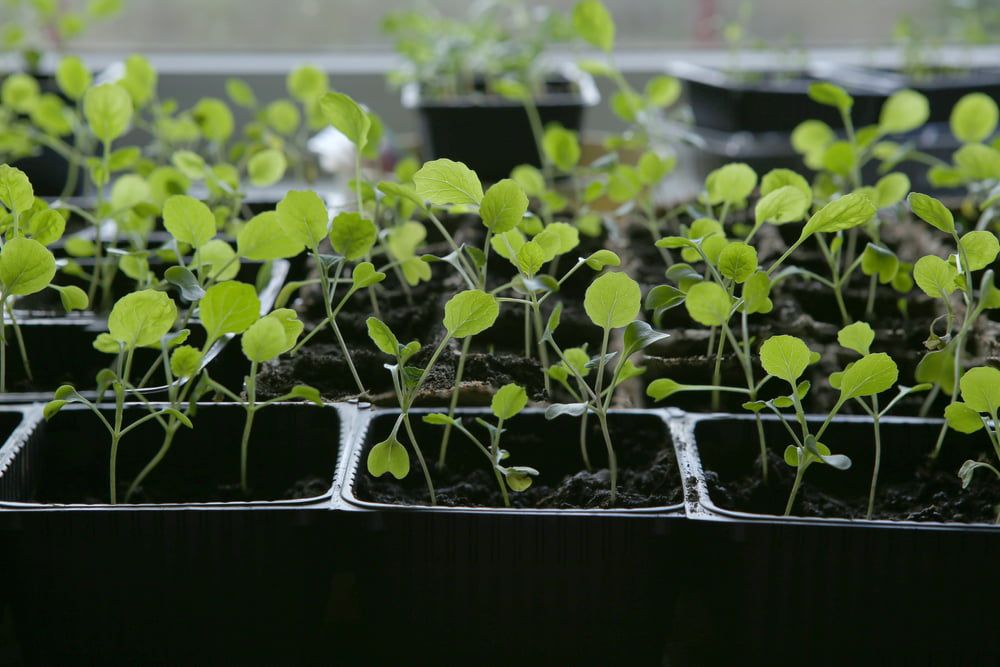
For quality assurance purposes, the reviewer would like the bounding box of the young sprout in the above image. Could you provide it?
[547,346,593,470]
[367,289,500,505]
[544,271,665,503]
[907,194,1000,456]
[832,322,930,519]
[423,383,538,507]
[945,367,1000,522]
[0,165,89,390]
[203,305,322,493]
[44,289,191,504]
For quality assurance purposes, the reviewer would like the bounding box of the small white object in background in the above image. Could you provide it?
[308,127,357,175]
[94,61,126,86]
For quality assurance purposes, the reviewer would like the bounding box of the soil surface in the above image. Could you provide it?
[356,416,682,509]
[112,475,330,504]
[705,449,1000,523]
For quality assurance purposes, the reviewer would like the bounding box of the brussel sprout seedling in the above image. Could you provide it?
[906,194,1000,456]
[832,322,930,518]
[423,383,538,507]
[945,367,1000,522]
[0,165,89,390]
[367,289,500,504]
[544,271,665,503]
[44,289,191,504]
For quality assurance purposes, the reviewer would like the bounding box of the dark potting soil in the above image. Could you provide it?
[356,415,682,509]
[705,449,1000,523]
[257,341,547,404]
[111,475,329,504]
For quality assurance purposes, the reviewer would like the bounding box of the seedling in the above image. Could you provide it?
[367,289,500,504]
[544,271,665,503]
[423,383,538,507]
[0,165,89,390]
[43,289,191,504]
[945,367,1000,522]
[832,322,930,518]
[906,194,1000,456]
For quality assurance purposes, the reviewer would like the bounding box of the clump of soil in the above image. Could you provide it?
[356,415,682,509]
[705,449,1000,524]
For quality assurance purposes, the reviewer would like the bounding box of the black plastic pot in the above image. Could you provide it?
[672,412,1000,666]
[404,68,599,182]
[0,401,352,666]
[337,406,685,666]
[672,62,884,134]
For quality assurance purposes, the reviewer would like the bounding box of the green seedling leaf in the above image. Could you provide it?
[954,143,1000,180]
[287,384,323,405]
[544,402,590,419]
[164,265,205,302]
[754,185,810,228]
[838,353,898,400]
[414,158,483,206]
[535,223,579,259]
[193,240,239,282]
[0,165,33,214]
[242,315,295,363]
[0,238,55,296]
[585,249,620,271]
[480,179,528,233]
[163,194,215,248]
[52,285,88,312]
[492,383,528,420]
[645,284,685,314]
[907,193,955,233]
[43,400,68,420]
[367,437,409,479]
[170,345,203,378]
[959,231,1000,271]
[119,55,157,108]
[958,366,1000,415]
[606,164,642,203]
[543,126,582,172]
[808,82,853,112]
[351,262,385,289]
[801,192,876,239]
[705,163,757,206]
[945,402,985,434]
[377,181,425,210]
[108,289,177,349]
[443,290,499,338]
[760,335,811,385]
[742,271,773,314]
[646,378,692,401]
[288,65,328,102]
[861,243,899,284]
[761,168,812,199]
[913,255,958,298]
[319,91,370,147]
[83,83,132,143]
[504,467,538,492]
[951,92,999,143]
[423,413,457,426]
[879,89,929,134]
[276,190,329,251]
[622,320,669,358]
[56,55,91,100]
[247,149,287,187]
[584,272,641,330]
[572,0,615,52]
[684,281,731,327]
[916,349,956,395]
[838,321,875,356]
[718,242,758,283]
[516,241,546,277]
[638,151,675,184]
[874,172,911,208]
[237,211,305,260]
[958,460,1000,489]
[329,212,377,260]
[200,281,260,341]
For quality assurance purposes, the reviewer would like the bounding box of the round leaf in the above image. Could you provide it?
[319,91,370,147]
[83,83,133,143]
[760,335,812,385]
[247,149,287,187]
[584,272,641,330]
[718,242,758,283]
[329,212,377,260]
[237,211,304,260]
[367,437,410,479]
[492,383,528,420]
[879,89,929,134]
[276,190,329,250]
[413,159,484,206]
[480,179,528,233]
[0,237,55,296]
[951,92,999,143]
[108,289,177,349]
[838,353,899,400]
[200,281,260,341]
[443,290,499,339]
[163,194,216,248]
[959,367,1000,415]
[684,281,732,326]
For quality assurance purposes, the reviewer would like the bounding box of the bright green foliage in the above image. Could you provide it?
[414,159,484,206]
[319,91,370,147]
[685,281,731,327]
[192,98,234,142]
[242,309,304,363]
[801,192,876,238]
[329,212,377,260]
[542,126,581,172]
[838,353,898,400]
[879,89,929,134]
[584,272,641,330]
[754,185,810,227]
[572,0,615,52]
[247,149,287,187]
[200,281,260,342]
[480,179,528,233]
[237,211,305,260]
[913,255,958,298]
[907,193,955,233]
[718,242,758,283]
[288,65,329,102]
[83,83,133,143]
[959,231,1000,271]
[107,290,177,349]
[0,237,55,296]
[760,335,811,384]
[443,290,499,338]
[838,322,875,356]
[492,383,528,420]
[958,367,1000,415]
[162,195,215,248]
[368,437,410,479]
[705,163,757,206]
[276,190,329,250]
[193,240,240,281]
[0,165,34,215]
[951,93,999,143]
[808,82,853,112]
[56,55,91,100]
[170,345,203,378]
